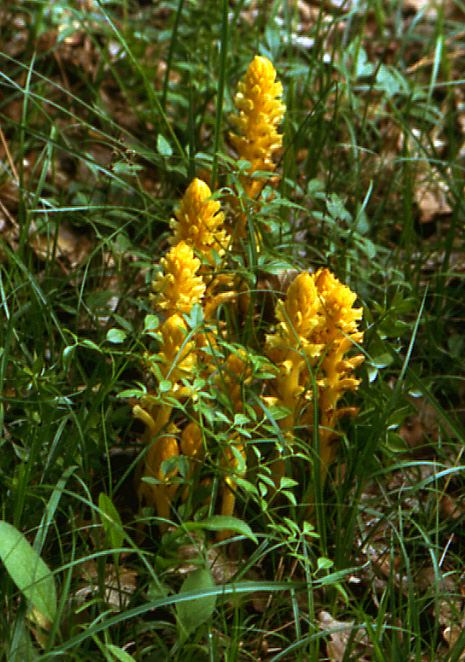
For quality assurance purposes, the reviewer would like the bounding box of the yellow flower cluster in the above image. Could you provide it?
[130,56,364,538]
[151,241,205,316]
[230,55,285,200]
[135,178,245,531]
[265,269,364,486]
[169,178,227,264]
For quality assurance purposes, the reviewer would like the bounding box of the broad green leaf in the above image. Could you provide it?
[386,406,411,429]
[369,353,393,369]
[375,64,408,96]
[105,644,136,662]
[159,380,172,393]
[98,493,124,551]
[117,388,147,399]
[316,557,334,572]
[184,303,203,328]
[386,431,408,452]
[111,161,143,176]
[161,455,189,479]
[352,46,374,78]
[80,339,101,352]
[106,328,127,344]
[143,314,159,332]
[176,567,216,637]
[0,521,57,622]
[157,134,173,157]
[62,344,76,370]
[185,515,258,544]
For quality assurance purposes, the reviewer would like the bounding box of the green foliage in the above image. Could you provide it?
[0,521,57,623]
[104,644,137,662]
[176,566,217,639]
[98,492,124,552]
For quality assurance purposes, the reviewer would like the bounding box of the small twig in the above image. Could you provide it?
[0,123,19,184]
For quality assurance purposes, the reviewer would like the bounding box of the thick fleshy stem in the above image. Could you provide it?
[217,440,246,542]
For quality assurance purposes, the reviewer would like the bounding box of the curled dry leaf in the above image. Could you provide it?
[168,535,239,585]
[29,222,93,268]
[414,172,452,226]
[319,611,371,662]
[75,561,137,612]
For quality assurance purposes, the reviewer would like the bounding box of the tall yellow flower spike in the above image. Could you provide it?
[169,178,227,264]
[265,272,325,432]
[265,269,364,488]
[151,240,205,316]
[230,56,285,199]
[279,272,325,341]
[312,269,364,470]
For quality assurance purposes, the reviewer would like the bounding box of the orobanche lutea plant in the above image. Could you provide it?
[128,56,364,539]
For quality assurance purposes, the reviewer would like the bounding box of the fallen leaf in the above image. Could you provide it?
[29,222,93,268]
[319,611,371,662]
[75,561,137,612]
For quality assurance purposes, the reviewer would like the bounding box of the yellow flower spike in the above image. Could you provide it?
[315,270,364,479]
[138,428,180,531]
[265,268,364,498]
[313,268,364,409]
[265,273,325,426]
[169,178,227,264]
[230,56,285,196]
[151,241,205,316]
[314,268,363,339]
[280,272,323,339]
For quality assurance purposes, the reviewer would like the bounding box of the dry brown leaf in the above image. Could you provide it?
[418,566,465,651]
[403,0,439,16]
[399,395,457,448]
[0,178,20,213]
[439,597,465,657]
[319,611,371,662]
[439,494,465,520]
[29,222,93,268]
[414,173,452,226]
[75,560,137,612]
[168,535,238,585]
